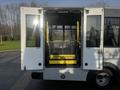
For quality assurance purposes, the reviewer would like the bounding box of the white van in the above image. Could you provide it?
[21,7,120,87]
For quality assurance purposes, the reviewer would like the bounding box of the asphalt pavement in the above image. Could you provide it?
[0,51,120,90]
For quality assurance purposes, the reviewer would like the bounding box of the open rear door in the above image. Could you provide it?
[83,8,104,70]
[44,9,81,67]
[21,7,44,70]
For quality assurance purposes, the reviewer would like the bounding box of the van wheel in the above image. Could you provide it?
[95,68,114,87]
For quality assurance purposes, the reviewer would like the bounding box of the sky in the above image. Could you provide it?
[0,0,120,7]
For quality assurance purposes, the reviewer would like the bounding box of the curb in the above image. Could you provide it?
[0,49,20,53]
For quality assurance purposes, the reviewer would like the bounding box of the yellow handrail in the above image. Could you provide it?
[46,21,49,43]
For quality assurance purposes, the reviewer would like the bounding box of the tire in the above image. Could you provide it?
[94,68,114,88]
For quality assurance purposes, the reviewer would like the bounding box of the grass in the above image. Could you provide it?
[0,41,20,51]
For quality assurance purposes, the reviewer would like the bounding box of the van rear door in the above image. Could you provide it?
[83,8,104,70]
[21,7,44,70]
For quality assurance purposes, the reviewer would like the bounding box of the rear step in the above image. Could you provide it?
[31,72,43,79]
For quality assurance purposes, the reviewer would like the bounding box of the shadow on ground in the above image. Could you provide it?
[26,80,120,90]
